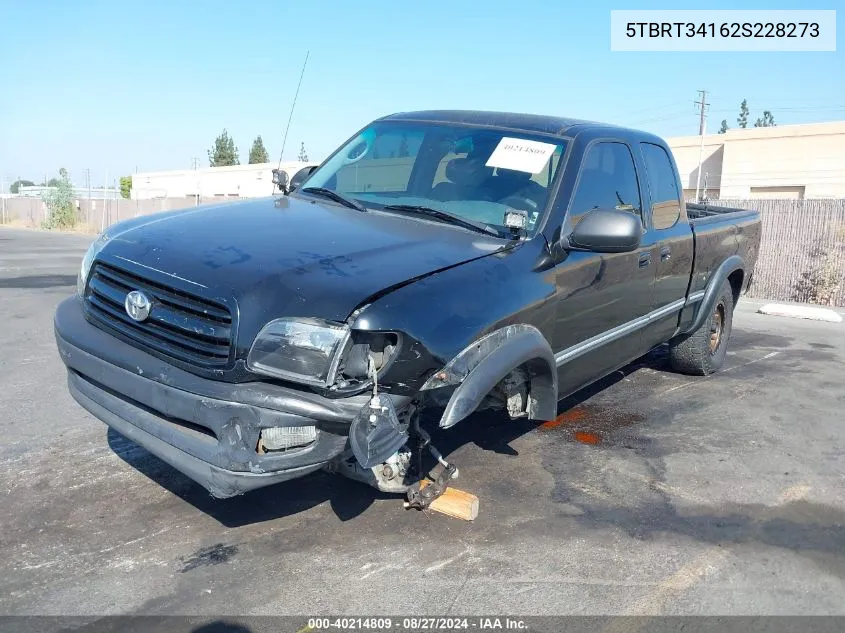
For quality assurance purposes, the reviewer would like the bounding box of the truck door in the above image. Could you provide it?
[552,140,654,399]
[638,142,695,348]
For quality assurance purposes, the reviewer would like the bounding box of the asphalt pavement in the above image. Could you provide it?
[1,226,844,617]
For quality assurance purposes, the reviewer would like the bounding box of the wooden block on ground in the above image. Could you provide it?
[418,480,479,521]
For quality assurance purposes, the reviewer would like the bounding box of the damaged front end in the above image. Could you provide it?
[313,323,555,511]
[252,319,463,506]
[244,314,436,494]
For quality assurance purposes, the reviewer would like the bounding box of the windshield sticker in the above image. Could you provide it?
[485,138,557,173]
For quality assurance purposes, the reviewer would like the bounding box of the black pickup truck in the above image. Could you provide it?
[54,110,761,503]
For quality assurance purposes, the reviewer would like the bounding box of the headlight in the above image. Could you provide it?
[77,233,110,297]
[247,318,351,387]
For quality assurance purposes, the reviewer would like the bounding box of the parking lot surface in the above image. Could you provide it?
[1,226,844,616]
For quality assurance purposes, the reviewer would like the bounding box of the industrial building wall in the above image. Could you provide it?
[131,162,318,200]
[668,121,845,200]
[719,123,845,198]
[667,138,724,200]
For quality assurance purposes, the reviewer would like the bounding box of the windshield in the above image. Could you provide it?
[298,121,567,236]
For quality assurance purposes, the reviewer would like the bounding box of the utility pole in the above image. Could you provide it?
[102,169,108,232]
[694,89,710,202]
[85,168,91,225]
[113,177,119,223]
[192,157,200,206]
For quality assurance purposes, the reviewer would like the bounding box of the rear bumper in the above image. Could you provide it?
[54,296,400,498]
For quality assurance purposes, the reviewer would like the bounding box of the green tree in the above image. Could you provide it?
[248,135,269,164]
[737,99,749,128]
[754,110,776,128]
[297,142,309,162]
[41,168,77,229]
[718,120,729,134]
[47,177,61,187]
[9,179,34,194]
[207,129,240,166]
[119,176,132,199]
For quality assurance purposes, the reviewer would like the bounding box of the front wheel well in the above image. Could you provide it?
[435,327,558,429]
[489,360,550,419]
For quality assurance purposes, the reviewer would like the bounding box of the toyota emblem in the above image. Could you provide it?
[125,290,152,322]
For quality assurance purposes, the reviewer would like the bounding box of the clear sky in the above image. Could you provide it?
[0,0,842,187]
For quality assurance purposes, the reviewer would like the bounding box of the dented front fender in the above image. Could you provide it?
[420,325,558,428]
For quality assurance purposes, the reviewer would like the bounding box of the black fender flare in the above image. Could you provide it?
[681,254,745,336]
[421,325,558,429]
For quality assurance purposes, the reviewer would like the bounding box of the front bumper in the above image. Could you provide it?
[54,297,401,498]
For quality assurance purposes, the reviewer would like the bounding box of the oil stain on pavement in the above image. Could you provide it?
[180,543,239,573]
[539,404,645,446]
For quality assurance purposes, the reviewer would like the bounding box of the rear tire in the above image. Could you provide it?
[669,280,734,376]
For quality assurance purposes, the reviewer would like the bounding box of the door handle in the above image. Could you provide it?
[638,252,651,268]
[660,247,672,261]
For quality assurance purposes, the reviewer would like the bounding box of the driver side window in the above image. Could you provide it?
[568,142,642,227]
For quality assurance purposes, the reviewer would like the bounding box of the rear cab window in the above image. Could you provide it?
[640,143,682,229]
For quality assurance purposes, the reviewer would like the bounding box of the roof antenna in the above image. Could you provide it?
[272,50,309,194]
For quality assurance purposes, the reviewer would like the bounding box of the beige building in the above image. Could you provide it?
[668,121,845,200]
[131,161,318,200]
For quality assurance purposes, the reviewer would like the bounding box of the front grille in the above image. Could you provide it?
[85,262,233,367]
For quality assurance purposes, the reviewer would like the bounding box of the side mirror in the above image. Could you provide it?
[272,169,289,194]
[289,165,319,192]
[566,208,641,253]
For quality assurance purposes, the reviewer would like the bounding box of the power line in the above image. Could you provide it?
[629,110,691,125]
[708,105,845,114]
[624,101,692,118]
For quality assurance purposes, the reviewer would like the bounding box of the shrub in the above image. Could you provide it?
[792,250,842,305]
[41,168,78,229]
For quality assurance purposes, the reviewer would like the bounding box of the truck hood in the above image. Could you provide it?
[98,196,506,338]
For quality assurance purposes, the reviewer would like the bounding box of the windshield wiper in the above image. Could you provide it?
[381,204,503,237]
[300,187,367,212]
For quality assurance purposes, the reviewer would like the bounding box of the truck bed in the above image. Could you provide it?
[684,201,761,301]
[686,201,754,220]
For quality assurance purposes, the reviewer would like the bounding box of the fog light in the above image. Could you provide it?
[257,426,317,452]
